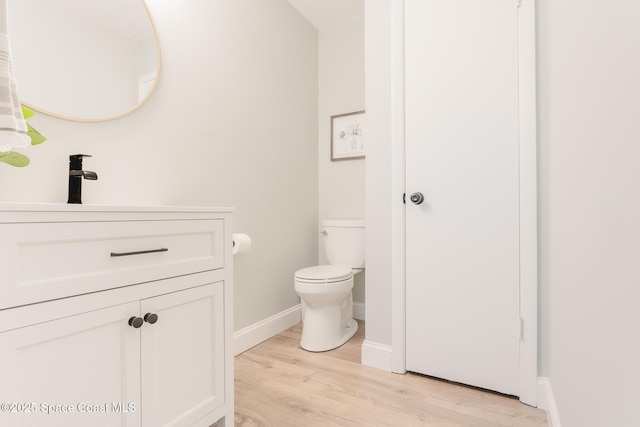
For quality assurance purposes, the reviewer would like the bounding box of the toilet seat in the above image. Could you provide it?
[295,265,352,284]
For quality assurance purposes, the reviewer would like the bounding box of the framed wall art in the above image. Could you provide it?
[331,110,365,161]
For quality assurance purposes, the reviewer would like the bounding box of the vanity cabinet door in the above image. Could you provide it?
[140,282,225,427]
[0,302,142,427]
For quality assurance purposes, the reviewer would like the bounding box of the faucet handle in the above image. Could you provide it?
[69,154,92,170]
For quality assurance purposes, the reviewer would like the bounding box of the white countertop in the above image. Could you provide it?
[0,202,235,213]
[0,203,235,223]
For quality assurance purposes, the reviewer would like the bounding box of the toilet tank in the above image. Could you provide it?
[321,220,365,269]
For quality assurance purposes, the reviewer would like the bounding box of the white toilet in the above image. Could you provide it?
[294,220,365,352]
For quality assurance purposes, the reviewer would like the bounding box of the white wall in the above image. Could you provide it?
[538,0,640,425]
[0,0,319,333]
[317,3,365,303]
[363,0,397,355]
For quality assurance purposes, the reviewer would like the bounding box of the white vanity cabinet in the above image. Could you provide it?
[0,204,234,427]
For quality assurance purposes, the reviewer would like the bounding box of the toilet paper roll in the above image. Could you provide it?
[232,233,252,255]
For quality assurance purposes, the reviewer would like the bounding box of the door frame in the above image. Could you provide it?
[390,0,538,406]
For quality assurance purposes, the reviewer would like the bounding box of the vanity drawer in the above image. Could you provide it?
[0,219,224,309]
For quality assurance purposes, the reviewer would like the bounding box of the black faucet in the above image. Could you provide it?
[67,154,98,204]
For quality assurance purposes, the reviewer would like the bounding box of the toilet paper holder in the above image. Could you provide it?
[232,233,252,255]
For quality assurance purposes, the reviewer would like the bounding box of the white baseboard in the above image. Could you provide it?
[234,305,301,356]
[361,340,393,372]
[537,377,561,427]
[353,301,365,320]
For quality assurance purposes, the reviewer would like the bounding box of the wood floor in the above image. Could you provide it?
[234,322,548,427]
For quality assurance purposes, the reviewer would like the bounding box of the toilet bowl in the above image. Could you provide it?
[294,220,364,352]
[295,265,358,352]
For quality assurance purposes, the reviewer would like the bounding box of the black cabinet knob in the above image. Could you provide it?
[128,316,144,328]
[144,313,159,324]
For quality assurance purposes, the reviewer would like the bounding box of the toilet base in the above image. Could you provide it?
[300,318,358,352]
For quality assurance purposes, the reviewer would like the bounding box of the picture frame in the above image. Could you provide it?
[331,110,365,161]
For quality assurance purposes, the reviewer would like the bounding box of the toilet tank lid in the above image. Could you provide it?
[321,219,365,228]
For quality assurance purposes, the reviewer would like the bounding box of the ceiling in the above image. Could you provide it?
[287,0,363,30]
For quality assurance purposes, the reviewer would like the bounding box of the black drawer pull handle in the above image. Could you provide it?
[111,248,168,257]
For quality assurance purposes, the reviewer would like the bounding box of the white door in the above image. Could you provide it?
[405,0,521,395]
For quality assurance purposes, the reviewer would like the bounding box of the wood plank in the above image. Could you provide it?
[235,322,547,426]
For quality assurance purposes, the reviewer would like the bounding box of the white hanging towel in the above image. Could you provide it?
[0,0,30,152]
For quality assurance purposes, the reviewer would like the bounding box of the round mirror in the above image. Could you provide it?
[9,0,160,122]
